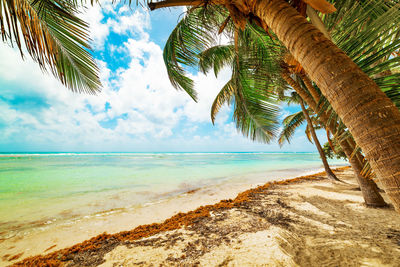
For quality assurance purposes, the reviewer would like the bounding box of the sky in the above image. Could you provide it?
[0,2,327,152]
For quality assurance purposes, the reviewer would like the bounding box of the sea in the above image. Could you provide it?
[0,152,346,238]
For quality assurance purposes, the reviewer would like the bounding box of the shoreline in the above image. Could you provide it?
[1,165,339,264]
[0,153,346,239]
[0,165,344,239]
[1,166,362,266]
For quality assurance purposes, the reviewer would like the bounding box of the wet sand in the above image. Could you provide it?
[5,167,400,266]
[0,167,329,266]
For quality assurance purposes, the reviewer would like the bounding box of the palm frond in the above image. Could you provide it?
[278,110,305,145]
[163,6,230,101]
[0,0,101,93]
[210,79,235,124]
[198,45,235,77]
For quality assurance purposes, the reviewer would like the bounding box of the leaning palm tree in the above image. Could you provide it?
[165,8,387,205]
[281,67,388,206]
[150,0,400,212]
[211,9,393,206]
[279,91,341,181]
[160,0,400,207]
[0,0,101,93]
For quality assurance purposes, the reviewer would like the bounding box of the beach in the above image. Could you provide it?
[0,152,345,266]
[3,167,400,266]
[0,152,343,234]
[1,0,400,265]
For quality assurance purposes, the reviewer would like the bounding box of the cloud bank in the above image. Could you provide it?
[0,4,317,152]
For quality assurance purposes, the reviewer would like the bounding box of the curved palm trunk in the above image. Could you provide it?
[299,99,340,182]
[300,74,321,106]
[340,140,387,206]
[298,74,387,207]
[281,70,386,206]
[253,0,399,211]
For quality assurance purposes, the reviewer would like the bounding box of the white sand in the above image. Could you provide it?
[99,169,400,266]
[4,167,400,266]
[0,167,329,266]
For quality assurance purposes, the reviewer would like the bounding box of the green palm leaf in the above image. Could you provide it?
[198,45,235,77]
[163,6,228,101]
[278,110,305,145]
[0,0,101,93]
[232,68,280,143]
[210,79,235,124]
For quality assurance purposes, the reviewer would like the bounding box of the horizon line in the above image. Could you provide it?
[0,151,318,154]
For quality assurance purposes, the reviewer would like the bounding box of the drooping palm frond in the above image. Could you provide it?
[231,66,280,143]
[163,6,230,101]
[0,0,101,93]
[218,24,284,143]
[207,42,282,142]
[198,44,235,77]
[210,78,235,123]
[209,67,280,143]
[278,110,305,145]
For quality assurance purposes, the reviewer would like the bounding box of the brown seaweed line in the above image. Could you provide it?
[11,166,350,266]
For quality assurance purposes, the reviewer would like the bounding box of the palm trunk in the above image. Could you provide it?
[299,99,340,182]
[298,74,387,207]
[300,74,320,105]
[254,0,399,211]
[281,70,386,206]
[340,139,387,206]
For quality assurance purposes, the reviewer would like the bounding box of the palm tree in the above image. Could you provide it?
[150,0,400,212]
[169,10,387,205]
[160,0,400,207]
[151,0,400,211]
[300,97,341,181]
[278,89,341,181]
[0,0,101,93]
[281,68,387,206]
[202,36,386,205]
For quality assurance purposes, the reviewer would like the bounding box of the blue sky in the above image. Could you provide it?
[0,2,326,152]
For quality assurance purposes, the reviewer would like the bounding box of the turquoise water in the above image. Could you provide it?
[0,152,345,236]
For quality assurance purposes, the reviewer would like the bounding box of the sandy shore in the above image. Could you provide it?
[0,166,331,266]
[4,167,400,266]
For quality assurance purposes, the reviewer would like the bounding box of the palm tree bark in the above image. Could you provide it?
[340,140,387,206]
[300,74,320,105]
[299,99,341,182]
[253,0,399,210]
[281,70,387,206]
[298,73,387,207]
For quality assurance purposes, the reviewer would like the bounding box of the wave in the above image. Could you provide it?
[0,152,319,157]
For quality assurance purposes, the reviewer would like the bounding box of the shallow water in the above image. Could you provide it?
[0,152,345,236]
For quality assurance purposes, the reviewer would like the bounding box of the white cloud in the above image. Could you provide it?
[0,9,226,149]
[108,10,150,37]
[83,3,150,50]
[84,5,110,50]
[0,6,317,152]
